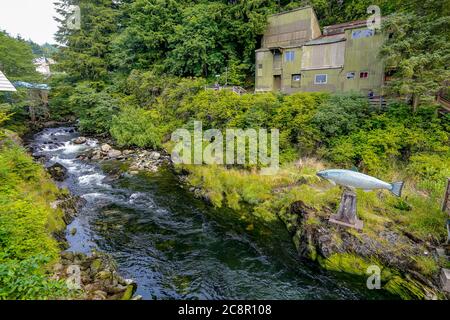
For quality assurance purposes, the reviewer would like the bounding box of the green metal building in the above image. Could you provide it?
[255,6,385,96]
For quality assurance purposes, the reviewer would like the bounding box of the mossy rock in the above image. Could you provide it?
[121,284,137,300]
[318,253,435,300]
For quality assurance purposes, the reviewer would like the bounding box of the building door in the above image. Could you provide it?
[273,75,281,91]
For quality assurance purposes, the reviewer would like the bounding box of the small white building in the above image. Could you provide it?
[0,70,16,92]
[33,57,56,77]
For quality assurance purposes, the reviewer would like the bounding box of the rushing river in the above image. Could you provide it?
[29,127,389,300]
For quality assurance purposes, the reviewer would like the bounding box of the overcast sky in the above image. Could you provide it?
[0,0,59,44]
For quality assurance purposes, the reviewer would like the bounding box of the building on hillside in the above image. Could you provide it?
[255,6,385,96]
[33,57,56,77]
[0,70,16,92]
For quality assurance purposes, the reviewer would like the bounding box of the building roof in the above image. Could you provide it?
[0,71,16,92]
[323,20,368,36]
[267,5,313,18]
[304,34,346,46]
[14,81,50,90]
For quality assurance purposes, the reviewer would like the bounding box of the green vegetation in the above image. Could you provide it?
[380,0,450,110]
[0,31,41,82]
[0,139,70,299]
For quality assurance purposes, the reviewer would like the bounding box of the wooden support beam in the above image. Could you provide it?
[329,189,363,230]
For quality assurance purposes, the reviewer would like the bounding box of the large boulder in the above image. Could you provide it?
[47,163,68,181]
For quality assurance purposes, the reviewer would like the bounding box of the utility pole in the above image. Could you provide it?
[225,67,228,86]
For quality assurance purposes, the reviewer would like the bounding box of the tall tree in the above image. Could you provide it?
[54,0,120,81]
[0,31,40,82]
[380,0,450,110]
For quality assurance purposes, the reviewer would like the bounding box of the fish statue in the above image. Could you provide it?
[317,169,404,197]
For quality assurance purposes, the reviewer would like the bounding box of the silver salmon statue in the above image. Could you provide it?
[317,169,404,197]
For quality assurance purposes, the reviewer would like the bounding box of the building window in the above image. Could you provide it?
[314,74,327,84]
[285,51,295,62]
[346,72,355,79]
[360,71,369,79]
[352,29,374,39]
[291,74,301,88]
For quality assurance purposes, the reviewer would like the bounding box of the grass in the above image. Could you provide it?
[181,157,448,242]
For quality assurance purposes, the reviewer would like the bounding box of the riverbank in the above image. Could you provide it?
[0,126,139,300]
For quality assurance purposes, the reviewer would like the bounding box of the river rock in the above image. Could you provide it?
[47,163,68,181]
[72,136,87,145]
[107,149,122,159]
[101,143,112,153]
[149,151,161,160]
[123,150,134,156]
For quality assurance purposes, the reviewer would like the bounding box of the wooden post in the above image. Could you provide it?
[442,178,450,215]
[329,189,363,230]
[442,178,450,245]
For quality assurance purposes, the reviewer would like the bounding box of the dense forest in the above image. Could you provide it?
[0,0,449,300]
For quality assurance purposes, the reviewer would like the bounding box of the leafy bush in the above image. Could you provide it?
[110,105,162,148]
[0,145,67,299]
[69,83,119,134]
[0,255,70,300]
[312,93,373,139]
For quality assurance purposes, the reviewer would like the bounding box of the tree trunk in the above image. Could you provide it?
[412,94,419,112]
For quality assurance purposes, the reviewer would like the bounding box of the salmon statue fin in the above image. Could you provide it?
[390,181,404,197]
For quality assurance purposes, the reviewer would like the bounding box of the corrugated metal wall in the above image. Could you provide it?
[0,71,16,92]
[301,42,346,70]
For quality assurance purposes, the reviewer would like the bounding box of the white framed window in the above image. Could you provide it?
[314,74,327,84]
[291,74,301,88]
[285,51,295,62]
[346,72,355,79]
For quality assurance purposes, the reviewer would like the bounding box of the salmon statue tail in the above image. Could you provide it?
[390,181,404,197]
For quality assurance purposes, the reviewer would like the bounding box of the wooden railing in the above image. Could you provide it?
[205,85,247,95]
[437,95,450,113]
[368,95,387,108]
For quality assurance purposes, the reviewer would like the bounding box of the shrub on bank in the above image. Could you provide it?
[0,139,69,299]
